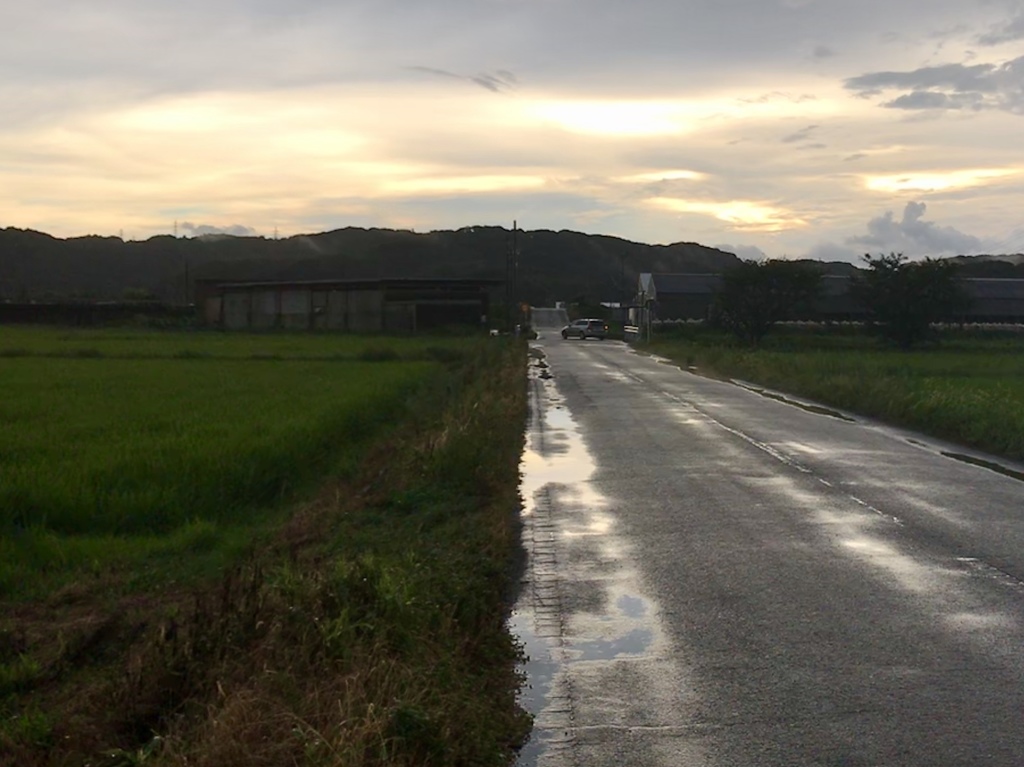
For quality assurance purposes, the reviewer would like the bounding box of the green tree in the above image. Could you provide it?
[713,260,822,346]
[852,253,971,349]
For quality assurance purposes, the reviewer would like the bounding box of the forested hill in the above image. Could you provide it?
[0,226,739,306]
[4,225,1022,306]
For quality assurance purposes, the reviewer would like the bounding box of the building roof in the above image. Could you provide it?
[964,278,1024,300]
[642,272,1024,301]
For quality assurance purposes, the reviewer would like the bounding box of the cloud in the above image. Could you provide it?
[883,90,984,110]
[804,201,1004,262]
[717,243,769,261]
[648,197,807,233]
[408,66,517,93]
[180,222,256,237]
[738,91,818,105]
[849,201,988,256]
[811,45,836,59]
[806,241,861,263]
[844,55,1024,114]
[781,124,820,143]
[977,13,1024,46]
[862,168,1017,193]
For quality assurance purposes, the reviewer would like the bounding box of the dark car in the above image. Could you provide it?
[561,318,609,340]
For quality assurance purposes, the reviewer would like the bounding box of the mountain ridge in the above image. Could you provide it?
[2,225,1022,305]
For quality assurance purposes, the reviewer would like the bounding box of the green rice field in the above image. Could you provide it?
[650,327,1024,462]
[0,329,530,766]
[0,327,471,598]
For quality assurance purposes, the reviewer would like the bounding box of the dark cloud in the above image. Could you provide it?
[408,66,516,92]
[843,152,867,161]
[976,13,1024,46]
[845,61,1000,95]
[812,45,836,59]
[883,90,988,109]
[180,222,256,237]
[844,55,1024,114]
[781,124,819,143]
[407,66,462,82]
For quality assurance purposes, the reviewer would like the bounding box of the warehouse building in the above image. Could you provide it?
[196,278,499,332]
[633,273,1024,324]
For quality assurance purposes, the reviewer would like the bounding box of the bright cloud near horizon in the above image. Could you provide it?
[3,0,1024,262]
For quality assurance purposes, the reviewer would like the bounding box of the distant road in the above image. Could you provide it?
[530,307,569,330]
[514,323,1024,766]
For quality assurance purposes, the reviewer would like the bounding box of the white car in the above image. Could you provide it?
[561,318,609,340]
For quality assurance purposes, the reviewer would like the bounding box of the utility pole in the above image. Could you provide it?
[505,227,512,330]
[512,220,519,329]
[505,220,520,332]
[621,252,627,305]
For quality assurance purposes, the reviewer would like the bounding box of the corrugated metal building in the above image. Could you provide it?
[963,279,1024,321]
[635,273,1024,323]
[196,278,499,332]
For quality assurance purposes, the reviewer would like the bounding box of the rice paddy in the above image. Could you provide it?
[0,327,470,598]
[0,327,531,766]
[649,326,1024,461]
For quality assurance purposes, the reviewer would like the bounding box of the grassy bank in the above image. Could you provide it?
[649,326,1024,461]
[0,330,529,766]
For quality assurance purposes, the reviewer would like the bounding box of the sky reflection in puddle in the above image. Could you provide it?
[511,347,672,766]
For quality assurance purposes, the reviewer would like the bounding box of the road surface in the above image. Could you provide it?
[512,324,1024,766]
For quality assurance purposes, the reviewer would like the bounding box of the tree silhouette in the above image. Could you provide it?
[852,253,971,349]
[712,260,822,346]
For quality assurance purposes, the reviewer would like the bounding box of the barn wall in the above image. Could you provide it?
[208,281,494,332]
[383,302,416,332]
[203,297,222,325]
[326,290,349,330]
[251,290,278,329]
[348,290,383,332]
[280,289,311,330]
[223,292,251,330]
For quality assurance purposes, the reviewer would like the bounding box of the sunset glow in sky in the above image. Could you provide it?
[3,0,1024,260]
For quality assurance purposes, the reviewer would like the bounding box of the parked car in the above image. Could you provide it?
[561,318,609,340]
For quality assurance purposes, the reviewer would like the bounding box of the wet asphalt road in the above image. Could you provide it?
[512,329,1024,766]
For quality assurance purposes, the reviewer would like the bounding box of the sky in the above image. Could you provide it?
[3,0,1024,261]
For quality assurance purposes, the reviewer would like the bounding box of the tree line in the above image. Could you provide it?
[713,254,972,349]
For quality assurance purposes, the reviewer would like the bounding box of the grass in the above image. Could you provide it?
[0,325,476,362]
[648,325,1024,461]
[0,355,434,599]
[0,328,530,766]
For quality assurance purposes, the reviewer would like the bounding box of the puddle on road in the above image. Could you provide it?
[511,347,671,766]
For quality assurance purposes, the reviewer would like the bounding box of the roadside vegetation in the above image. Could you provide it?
[0,328,529,766]
[711,253,971,349]
[649,324,1024,462]
[643,252,1024,458]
